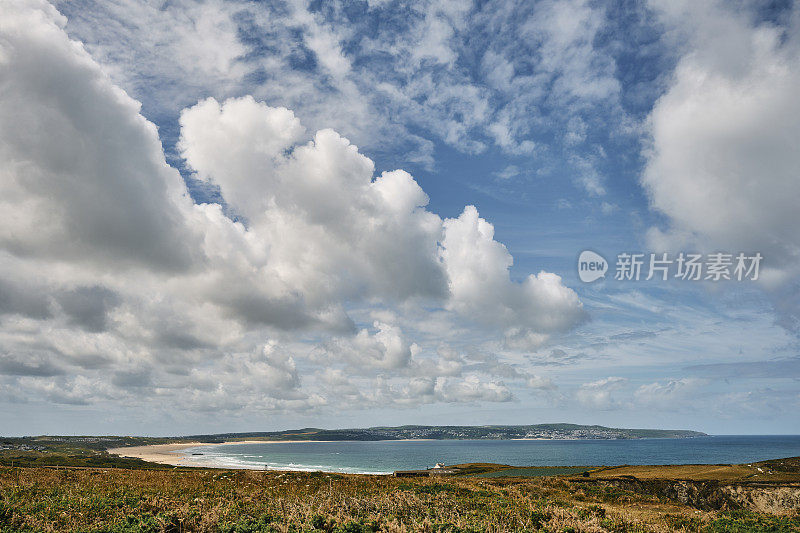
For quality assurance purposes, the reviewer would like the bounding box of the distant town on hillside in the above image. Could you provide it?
[185,424,708,443]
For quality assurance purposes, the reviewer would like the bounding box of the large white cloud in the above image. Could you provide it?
[0,0,584,420]
[642,1,800,336]
[0,0,198,272]
[178,95,585,335]
[442,205,586,347]
[318,321,418,372]
[179,96,448,304]
[643,1,800,282]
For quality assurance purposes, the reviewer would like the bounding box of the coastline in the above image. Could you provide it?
[106,435,795,473]
[107,440,267,467]
[106,436,712,469]
[108,439,384,469]
[107,439,437,470]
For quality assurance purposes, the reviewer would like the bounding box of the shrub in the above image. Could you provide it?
[529,509,551,529]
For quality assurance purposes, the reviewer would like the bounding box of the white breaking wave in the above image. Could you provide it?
[175,447,392,474]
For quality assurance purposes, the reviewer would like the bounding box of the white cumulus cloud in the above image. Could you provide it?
[576,376,627,410]
[644,1,800,282]
[0,0,584,421]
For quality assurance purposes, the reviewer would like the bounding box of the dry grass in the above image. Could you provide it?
[582,463,800,483]
[0,466,798,532]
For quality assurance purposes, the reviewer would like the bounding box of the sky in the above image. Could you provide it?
[0,0,798,436]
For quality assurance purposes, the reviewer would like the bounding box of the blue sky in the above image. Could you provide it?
[0,0,798,436]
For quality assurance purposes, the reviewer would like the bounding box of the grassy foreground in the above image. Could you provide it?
[1,465,799,533]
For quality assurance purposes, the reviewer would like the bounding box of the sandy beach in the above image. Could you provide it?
[107,441,270,467]
[107,440,352,468]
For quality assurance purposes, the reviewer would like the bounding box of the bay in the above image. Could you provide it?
[177,435,800,474]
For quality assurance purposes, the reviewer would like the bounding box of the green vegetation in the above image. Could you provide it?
[0,449,160,469]
[1,436,180,453]
[1,466,798,532]
[703,510,800,532]
[0,436,189,470]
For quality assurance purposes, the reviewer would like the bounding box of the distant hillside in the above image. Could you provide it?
[183,424,707,443]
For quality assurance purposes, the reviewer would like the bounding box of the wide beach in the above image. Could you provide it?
[107,440,269,467]
[108,439,434,470]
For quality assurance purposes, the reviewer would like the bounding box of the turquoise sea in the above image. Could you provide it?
[177,435,800,474]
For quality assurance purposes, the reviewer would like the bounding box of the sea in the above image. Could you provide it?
[175,435,800,474]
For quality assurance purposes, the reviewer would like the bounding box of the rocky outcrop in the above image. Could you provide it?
[721,483,800,514]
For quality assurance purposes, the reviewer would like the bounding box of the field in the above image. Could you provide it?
[582,457,800,483]
[1,463,799,532]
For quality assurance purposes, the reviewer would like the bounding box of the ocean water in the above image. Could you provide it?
[176,435,800,474]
